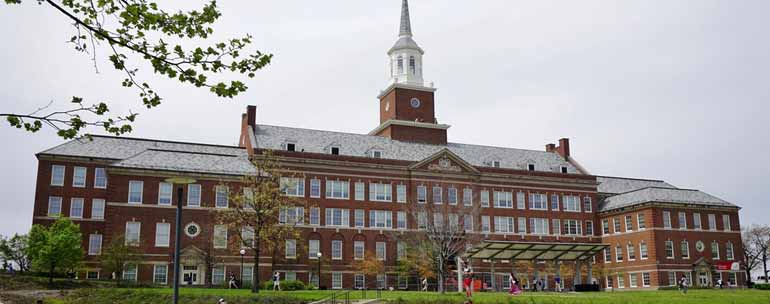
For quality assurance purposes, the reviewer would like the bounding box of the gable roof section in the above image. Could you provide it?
[596,176,677,194]
[600,187,737,212]
[409,148,480,175]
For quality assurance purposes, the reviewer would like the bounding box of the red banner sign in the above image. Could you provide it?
[715,261,740,271]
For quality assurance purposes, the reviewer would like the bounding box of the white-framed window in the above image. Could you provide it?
[517,217,527,234]
[332,240,343,260]
[640,242,648,260]
[629,273,638,288]
[128,181,144,204]
[678,212,687,229]
[370,183,392,202]
[354,241,365,260]
[397,211,407,229]
[564,219,582,235]
[215,186,229,208]
[625,216,633,231]
[447,187,458,205]
[70,198,84,218]
[310,178,321,198]
[432,186,442,204]
[377,274,387,289]
[242,266,253,283]
[722,214,731,231]
[494,216,515,233]
[285,271,296,282]
[212,266,225,285]
[665,240,674,258]
[396,184,407,203]
[481,216,491,232]
[326,180,349,199]
[627,243,636,260]
[91,198,105,219]
[550,194,559,210]
[516,192,525,209]
[329,146,340,155]
[241,226,255,248]
[711,241,720,260]
[279,206,304,225]
[529,193,547,210]
[602,219,610,235]
[397,241,406,260]
[464,216,473,232]
[285,239,297,258]
[613,218,621,233]
[585,220,594,236]
[637,213,646,229]
[433,213,444,228]
[153,264,168,284]
[693,213,702,230]
[369,210,393,228]
[155,222,170,247]
[728,272,737,286]
[213,225,228,249]
[604,248,612,264]
[668,272,677,286]
[529,218,549,235]
[308,239,320,259]
[617,274,625,288]
[463,188,472,206]
[708,214,716,231]
[280,177,305,197]
[354,182,365,201]
[417,185,427,203]
[50,165,65,186]
[417,212,428,229]
[86,271,99,280]
[92,168,107,189]
[615,245,623,262]
[562,195,580,212]
[552,219,561,235]
[583,196,592,212]
[72,166,86,188]
[680,240,690,259]
[354,209,365,227]
[494,191,513,208]
[376,242,386,261]
[355,274,365,289]
[158,182,173,205]
[88,234,102,255]
[370,149,383,158]
[663,211,672,228]
[325,208,349,227]
[480,190,490,207]
[125,221,141,246]
[726,242,735,260]
[606,275,613,288]
[123,264,138,281]
[187,184,201,207]
[310,207,320,225]
[332,272,343,289]
[642,273,651,287]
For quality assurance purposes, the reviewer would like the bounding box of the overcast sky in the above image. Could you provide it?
[1,1,769,236]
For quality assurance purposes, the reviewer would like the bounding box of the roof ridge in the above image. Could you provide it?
[83,134,243,150]
[595,175,668,183]
[144,148,239,158]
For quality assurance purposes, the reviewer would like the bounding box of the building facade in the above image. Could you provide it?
[30,0,744,290]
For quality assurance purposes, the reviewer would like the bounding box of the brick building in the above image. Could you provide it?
[30,0,744,290]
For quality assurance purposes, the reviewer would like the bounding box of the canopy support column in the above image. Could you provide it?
[575,260,582,287]
[457,257,464,293]
[490,260,496,291]
[587,261,593,285]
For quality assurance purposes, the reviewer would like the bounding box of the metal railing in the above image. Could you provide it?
[315,290,351,304]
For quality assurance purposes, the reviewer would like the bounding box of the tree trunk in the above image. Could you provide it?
[252,244,261,293]
[763,252,768,283]
[49,264,55,285]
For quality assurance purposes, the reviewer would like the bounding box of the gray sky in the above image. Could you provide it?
[1,0,769,237]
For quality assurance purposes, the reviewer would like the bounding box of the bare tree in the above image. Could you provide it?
[742,226,764,285]
[744,225,770,283]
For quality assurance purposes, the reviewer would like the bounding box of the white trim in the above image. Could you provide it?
[367,119,450,136]
[50,165,65,186]
[72,166,87,188]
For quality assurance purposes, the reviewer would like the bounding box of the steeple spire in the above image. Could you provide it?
[399,0,412,37]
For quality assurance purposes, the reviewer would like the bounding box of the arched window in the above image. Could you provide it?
[409,56,416,74]
[397,56,404,74]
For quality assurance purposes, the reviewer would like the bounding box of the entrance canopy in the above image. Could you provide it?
[464,240,608,261]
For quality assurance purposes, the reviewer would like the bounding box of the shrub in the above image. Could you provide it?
[260,279,306,291]
[754,283,770,290]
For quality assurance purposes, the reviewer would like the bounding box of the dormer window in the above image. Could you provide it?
[527,164,536,171]
[560,166,568,174]
[371,150,383,159]
[492,161,501,168]
[286,143,296,152]
[330,146,340,155]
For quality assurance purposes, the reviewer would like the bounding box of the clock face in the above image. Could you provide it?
[410,98,421,108]
[695,241,705,252]
[185,223,201,238]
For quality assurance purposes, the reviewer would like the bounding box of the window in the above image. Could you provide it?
[625,216,633,231]
[494,191,513,208]
[561,166,568,174]
[665,240,674,258]
[279,206,304,225]
[552,219,561,235]
[354,209,365,227]
[516,192,525,209]
[355,274,365,289]
[280,177,305,197]
[286,271,296,281]
[464,216,473,232]
[642,273,651,287]
[242,266,253,283]
[187,184,201,207]
[241,226,255,248]
[370,183,392,202]
[128,181,144,204]
[215,186,229,208]
[550,194,559,210]
[88,234,102,255]
[564,219,582,235]
[310,207,320,225]
[708,214,716,231]
[602,219,610,235]
[583,196,592,212]
[529,193,547,210]
[693,213,702,230]
[330,146,340,155]
[678,212,687,229]
[325,208,349,227]
[606,276,613,288]
[481,216,490,232]
[123,264,138,281]
[627,243,636,260]
[668,272,677,286]
[615,245,623,262]
[562,195,580,212]
[613,218,621,233]
[397,211,407,229]
[681,240,690,259]
[332,240,342,260]
[726,242,735,260]
[396,184,407,203]
[285,239,297,258]
[153,265,168,284]
[433,213,444,228]
[158,182,173,205]
[332,273,343,289]
[326,180,349,199]
[417,212,427,229]
[397,242,406,260]
[212,266,225,285]
[354,182,365,201]
[285,143,296,152]
[711,241,720,259]
[70,198,84,218]
[73,167,86,187]
[310,179,321,198]
[617,274,625,288]
[529,218,549,235]
[376,242,386,261]
[447,187,458,205]
[93,167,107,188]
[91,199,105,219]
[728,273,736,286]
[213,225,228,249]
[432,186,442,204]
[517,217,527,234]
[125,222,141,246]
[604,248,612,263]
[629,273,638,288]
[369,210,393,228]
[494,216,515,233]
[417,185,427,203]
[585,220,594,235]
[377,274,387,289]
[86,271,99,280]
[397,55,404,74]
[640,242,648,260]
[462,188,472,206]
[155,223,170,247]
[663,211,672,228]
[527,164,535,171]
[354,241,365,260]
[51,165,65,186]
[722,214,731,231]
[637,214,646,229]
[309,239,320,259]
[409,56,416,74]
[370,150,383,158]
[480,191,490,207]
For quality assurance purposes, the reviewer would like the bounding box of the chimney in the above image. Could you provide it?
[556,138,570,159]
[239,105,257,156]
[246,105,257,129]
[545,143,556,153]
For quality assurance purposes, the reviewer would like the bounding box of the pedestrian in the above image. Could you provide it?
[509,273,521,295]
[717,278,723,289]
[678,274,689,295]
[463,268,473,298]
[228,272,238,289]
[217,298,227,304]
[554,276,562,292]
[273,272,281,291]
[9,264,15,276]
[421,277,428,292]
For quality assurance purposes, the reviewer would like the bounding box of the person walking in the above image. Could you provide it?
[228,272,238,289]
[508,273,521,295]
[421,277,428,292]
[554,276,562,292]
[678,274,689,295]
[463,268,473,298]
[273,272,281,291]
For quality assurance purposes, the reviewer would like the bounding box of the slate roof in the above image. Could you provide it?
[252,124,579,173]
[597,176,676,194]
[600,187,738,212]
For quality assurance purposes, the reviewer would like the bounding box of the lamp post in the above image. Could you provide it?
[165,177,196,304]
[239,249,246,288]
[316,252,323,288]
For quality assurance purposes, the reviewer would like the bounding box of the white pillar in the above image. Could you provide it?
[490,261,496,291]
[575,261,582,286]
[457,257,464,292]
